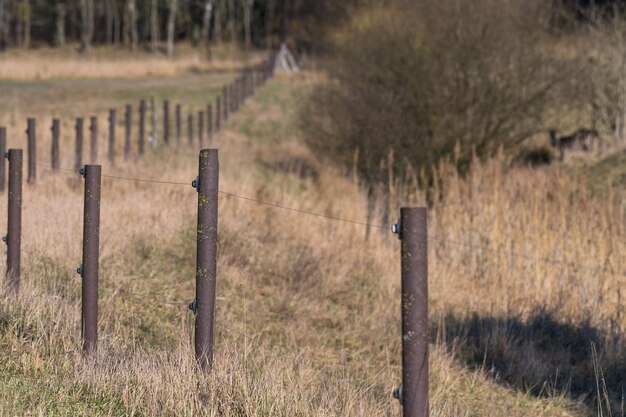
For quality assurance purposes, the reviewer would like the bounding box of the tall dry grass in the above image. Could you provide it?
[0,44,263,80]
[0,60,622,415]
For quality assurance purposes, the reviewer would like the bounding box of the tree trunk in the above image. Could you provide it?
[0,0,7,50]
[22,0,30,49]
[131,0,138,50]
[123,0,130,46]
[228,0,237,44]
[123,0,138,50]
[79,0,94,53]
[106,0,113,43]
[106,0,120,45]
[113,0,121,45]
[151,0,158,53]
[265,0,274,50]
[55,2,66,47]
[166,0,177,57]
[213,0,222,44]
[202,0,214,56]
[242,0,252,49]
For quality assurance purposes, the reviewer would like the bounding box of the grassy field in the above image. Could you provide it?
[0,50,624,416]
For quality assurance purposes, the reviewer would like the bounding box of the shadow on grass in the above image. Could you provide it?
[435,310,626,414]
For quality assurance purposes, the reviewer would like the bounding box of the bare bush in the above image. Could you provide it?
[582,8,626,145]
[301,0,565,190]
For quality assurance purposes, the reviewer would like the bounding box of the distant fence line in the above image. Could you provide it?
[0,56,274,187]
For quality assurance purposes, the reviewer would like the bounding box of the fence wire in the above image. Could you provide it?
[29,162,626,279]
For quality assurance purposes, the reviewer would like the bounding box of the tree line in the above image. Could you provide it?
[0,0,334,54]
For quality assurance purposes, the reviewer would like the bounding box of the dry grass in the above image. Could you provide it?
[0,43,263,81]
[0,54,623,415]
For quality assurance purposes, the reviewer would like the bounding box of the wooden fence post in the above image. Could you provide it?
[215,97,221,132]
[392,208,429,417]
[0,127,5,192]
[4,149,22,293]
[198,111,204,146]
[89,116,98,164]
[108,109,116,165]
[75,118,84,172]
[26,118,36,184]
[78,164,101,353]
[51,119,60,171]
[163,100,170,145]
[189,149,219,371]
[188,113,193,146]
[139,99,146,156]
[176,103,182,143]
[125,105,132,160]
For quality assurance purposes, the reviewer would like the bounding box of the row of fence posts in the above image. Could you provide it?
[0,55,275,188]
[0,54,429,416]
[0,52,275,349]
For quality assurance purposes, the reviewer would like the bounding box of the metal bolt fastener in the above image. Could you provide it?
[392,218,402,239]
[2,235,7,244]
[188,298,198,313]
[3,152,8,159]
[192,176,199,190]
[76,265,83,276]
[79,167,86,177]
[392,384,403,404]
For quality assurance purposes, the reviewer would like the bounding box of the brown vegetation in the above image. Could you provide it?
[0,53,623,415]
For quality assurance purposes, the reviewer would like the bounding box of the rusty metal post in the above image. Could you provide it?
[235,81,240,109]
[75,118,84,172]
[215,97,221,132]
[198,111,204,146]
[188,113,193,146]
[88,117,98,164]
[241,76,246,103]
[150,98,157,146]
[163,100,170,145]
[124,105,132,160]
[223,86,228,121]
[207,104,212,142]
[4,149,22,293]
[392,208,429,417]
[261,61,266,83]
[189,148,219,371]
[236,79,242,109]
[26,118,36,184]
[175,104,182,143]
[51,119,60,171]
[230,83,236,113]
[79,164,101,353]
[0,127,5,192]
[260,62,265,84]
[139,99,146,156]
[108,109,116,165]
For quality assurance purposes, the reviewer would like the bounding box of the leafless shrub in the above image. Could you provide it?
[301,0,566,190]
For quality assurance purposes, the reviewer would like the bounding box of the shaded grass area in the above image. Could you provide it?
[438,311,626,413]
